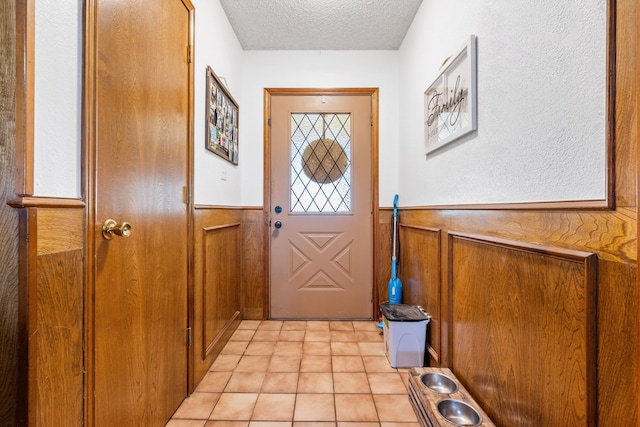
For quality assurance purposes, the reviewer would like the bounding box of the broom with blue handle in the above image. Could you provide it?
[388,194,402,304]
[379,195,402,330]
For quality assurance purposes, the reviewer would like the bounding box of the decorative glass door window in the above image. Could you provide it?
[290,113,352,213]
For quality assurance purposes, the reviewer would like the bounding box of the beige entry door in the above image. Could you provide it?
[270,92,373,319]
[91,0,191,425]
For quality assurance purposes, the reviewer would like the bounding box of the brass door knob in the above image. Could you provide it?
[102,219,132,240]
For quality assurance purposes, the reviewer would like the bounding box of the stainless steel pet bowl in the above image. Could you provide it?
[420,372,459,394]
[437,399,482,426]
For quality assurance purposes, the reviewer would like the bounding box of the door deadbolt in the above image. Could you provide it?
[102,219,132,240]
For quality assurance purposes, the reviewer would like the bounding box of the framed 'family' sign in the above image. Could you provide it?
[424,35,477,154]
[206,66,239,165]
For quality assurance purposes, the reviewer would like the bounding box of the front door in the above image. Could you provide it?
[91,0,191,425]
[269,92,373,319]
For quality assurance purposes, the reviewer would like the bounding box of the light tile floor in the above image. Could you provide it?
[166,320,420,427]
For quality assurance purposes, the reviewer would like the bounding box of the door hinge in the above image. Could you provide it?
[370,113,373,126]
[186,327,192,347]
[187,45,193,63]
[268,118,271,126]
[183,186,191,204]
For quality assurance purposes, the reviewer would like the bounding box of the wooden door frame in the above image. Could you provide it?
[82,0,196,424]
[262,88,380,320]
[637,0,640,425]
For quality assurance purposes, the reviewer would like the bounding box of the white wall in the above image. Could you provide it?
[398,1,607,206]
[240,50,400,207]
[32,1,607,208]
[34,0,82,198]
[192,0,244,206]
[31,0,245,205]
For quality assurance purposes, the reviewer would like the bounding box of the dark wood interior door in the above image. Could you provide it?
[92,0,191,425]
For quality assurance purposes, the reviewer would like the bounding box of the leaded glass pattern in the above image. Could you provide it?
[290,113,352,213]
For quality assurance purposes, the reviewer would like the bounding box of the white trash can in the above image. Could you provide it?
[381,302,431,368]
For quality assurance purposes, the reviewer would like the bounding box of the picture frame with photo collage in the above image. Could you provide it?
[206,66,239,165]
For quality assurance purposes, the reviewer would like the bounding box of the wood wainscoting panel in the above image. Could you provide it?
[192,207,243,390]
[400,207,637,426]
[202,223,241,357]
[17,206,84,427]
[449,232,596,427]
[36,208,84,255]
[400,224,441,365]
[36,248,83,426]
[597,258,637,424]
[1,1,19,423]
[375,209,392,312]
[241,208,265,319]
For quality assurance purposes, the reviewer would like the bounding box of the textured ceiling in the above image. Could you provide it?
[219,0,423,50]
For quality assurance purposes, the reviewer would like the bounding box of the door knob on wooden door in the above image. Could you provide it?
[102,219,132,240]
